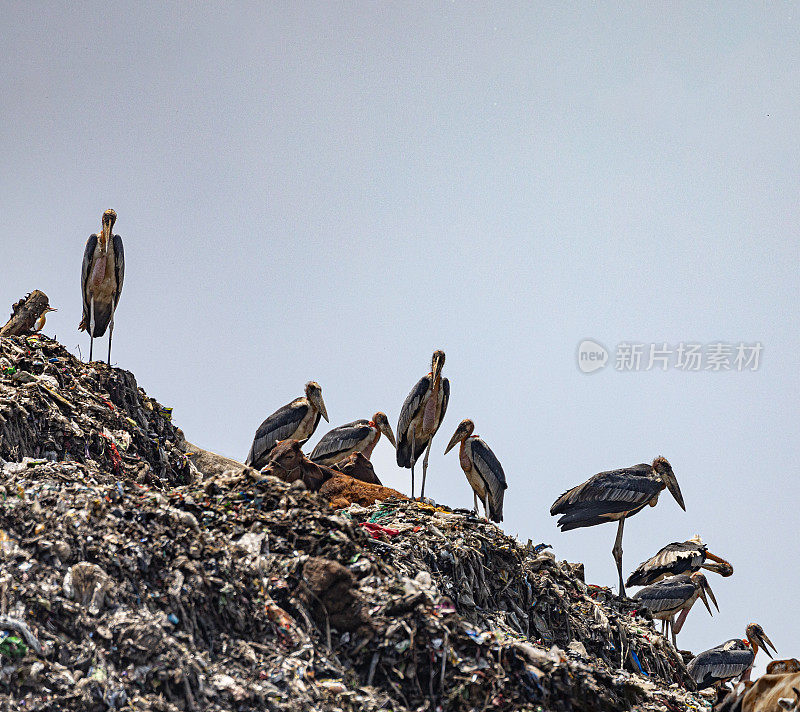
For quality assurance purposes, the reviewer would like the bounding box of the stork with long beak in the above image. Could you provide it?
[632,571,718,646]
[310,412,396,466]
[550,456,686,597]
[246,382,329,470]
[444,418,508,522]
[396,350,449,498]
[688,623,778,689]
[627,535,733,587]
[79,209,125,364]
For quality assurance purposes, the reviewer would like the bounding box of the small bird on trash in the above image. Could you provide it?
[79,209,125,364]
[550,456,685,598]
[245,382,329,470]
[310,412,396,466]
[626,535,733,588]
[396,349,449,499]
[33,305,57,333]
[687,623,777,689]
[632,571,718,646]
[444,418,507,522]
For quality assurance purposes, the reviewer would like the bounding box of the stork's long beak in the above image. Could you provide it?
[432,352,444,381]
[379,420,396,448]
[46,307,57,313]
[757,630,778,659]
[444,429,462,455]
[700,580,719,614]
[664,472,686,511]
[317,395,329,422]
[702,552,734,577]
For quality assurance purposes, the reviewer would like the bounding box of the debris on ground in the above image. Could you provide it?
[0,333,717,710]
[0,291,54,337]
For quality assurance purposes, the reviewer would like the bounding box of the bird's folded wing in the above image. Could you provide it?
[113,234,125,307]
[550,464,654,515]
[310,420,371,461]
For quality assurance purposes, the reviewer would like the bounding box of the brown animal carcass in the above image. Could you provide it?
[333,451,383,485]
[740,673,800,712]
[318,474,407,509]
[259,439,336,491]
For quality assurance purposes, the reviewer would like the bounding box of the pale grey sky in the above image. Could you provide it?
[2,2,799,668]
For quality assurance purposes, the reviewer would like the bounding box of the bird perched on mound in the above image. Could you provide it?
[311,412,396,466]
[632,571,718,646]
[0,291,55,337]
[627,535,733,588]
[80,209,125,364]
[246,382,329,469]
[396,350,449,499]
[444,419,507,522]
[688,623,777,689]
[550,456,685,597]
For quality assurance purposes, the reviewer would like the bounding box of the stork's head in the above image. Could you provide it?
[690,572,719,615]
[444,418,475,454]
[702,549,734,577]
[431,349,445,380]
[746,623,777,659]
[371,412,396,448]
[653,456,685,511]
[305,381,328,421]
[101,208,117,232]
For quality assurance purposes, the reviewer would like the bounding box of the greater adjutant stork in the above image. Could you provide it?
[550,456,685,597]
[80,209,125,364]
[688,623,777,689]
[632,572,718,646]
[627,535,733,588]
[396,350,449,499]
[245,382,329,470]
[310,412,396,466]
[444,419,507,522]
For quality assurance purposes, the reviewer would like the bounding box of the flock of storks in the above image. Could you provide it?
[76,210,778,694]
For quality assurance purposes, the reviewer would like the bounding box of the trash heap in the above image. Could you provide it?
[0,335,713,711]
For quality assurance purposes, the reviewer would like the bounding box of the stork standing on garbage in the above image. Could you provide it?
[246,382,329,470]
[688,623,778,689]
[396,350,449,499]
[310,412,396,466]
[550,456,685,598]
[626,535,733,588]
[632,571,718,646]
[80,209,125,364]
[444,418,507,522]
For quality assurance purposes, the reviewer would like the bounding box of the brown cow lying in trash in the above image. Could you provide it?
[260,440,392,494]
[260,439,337,491]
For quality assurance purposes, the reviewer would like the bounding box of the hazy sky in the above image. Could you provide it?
[2,3,798,670]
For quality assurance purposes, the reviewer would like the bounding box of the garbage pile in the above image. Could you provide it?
[0,334,714,711]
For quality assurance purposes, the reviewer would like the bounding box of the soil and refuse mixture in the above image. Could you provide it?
[0,334,715,711]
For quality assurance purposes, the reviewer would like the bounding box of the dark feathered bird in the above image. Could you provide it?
[633,572,717,645]
[627,535,733,588]
[688,623,777,689]
[245,382,329,469]
[444,419,508,522]
[550,456,685,597]
[310,412,396,466]
[396,350,449,498]
[79,209,125,364]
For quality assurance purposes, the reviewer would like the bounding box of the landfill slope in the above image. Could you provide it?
[0,334,712,711]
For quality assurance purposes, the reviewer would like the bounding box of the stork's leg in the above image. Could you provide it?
[107,312,114,366]
[474,492,479,516]
[89,297,95,363]
[482,494,490,521]
[421,439,433,499]
[670,616,677,647]
[613,517,626,598]
[410,432,416,499]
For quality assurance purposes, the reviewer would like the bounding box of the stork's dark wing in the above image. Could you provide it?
[310,420,371,463]
[112,234,125,308]
[631,574,694,614]
[471,437,507,522]
[550,464,659,531]
[396,374,430,467]
[439,377,450,428]
[246,399,310,469]
[79,234,98,330]
[687,644,754,689]
[627,541,706,587]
